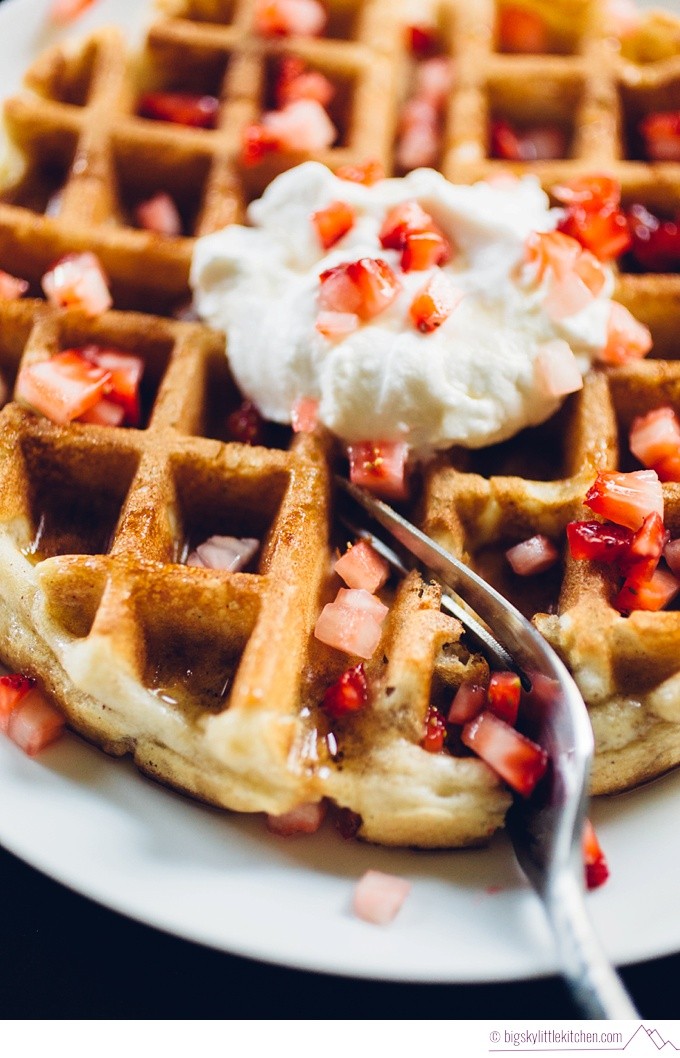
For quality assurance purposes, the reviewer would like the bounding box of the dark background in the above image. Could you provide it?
[1,0,678,1024]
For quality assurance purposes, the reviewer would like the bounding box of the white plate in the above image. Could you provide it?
[1,0,679,984]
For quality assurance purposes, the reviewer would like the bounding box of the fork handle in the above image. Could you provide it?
[548,876,640,1019]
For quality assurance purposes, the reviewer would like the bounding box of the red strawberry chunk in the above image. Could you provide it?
[447,683,486,725]
[335,159,385,186]
[409,272,463,333]
[322,662,369,719]
[262,99,336,153]
[0,674,35,732]
[407,23,438,57]
[401,228,451,271]
[347,441,409,500]
[584,469,663,530]
[583,818,609,890]
[486,671,521,726]
[615,566,680,613]
[462,711,548,797]
[627,203,680,273]
[7,688,65,755]
[42,251,112,316]
[630,406,680,473]
[422,705,447,753]
[253,0,327,38]
[226,399,265,444]
[319,258,400,321]
[266,801,326,836]
[599,302,652,366]
[241,123,280,166]
[552,175,623,212]
[277,57,334,107]
[640,110,680,162]
[379,200,433,248]
[312,200,355,249]
[497,6,549,53]
[138,92,219,128]
[567,520,633,563]
[334,538,390,594]
[491,119,566,162]
[352,869,411,925]
[80,345,144,426]
[379,200,452,269]
[135,192,182,237]
[523,230,605,320]
[16,350,112,425]
[557,204,631,262]
[0,270,29,300]
[654,451,680,483]
[505,534,559,576]
[625,511,668,575]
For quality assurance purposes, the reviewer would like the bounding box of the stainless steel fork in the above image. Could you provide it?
[337,477,639,1019]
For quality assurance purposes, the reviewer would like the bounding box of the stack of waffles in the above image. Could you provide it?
[0,0,680,846]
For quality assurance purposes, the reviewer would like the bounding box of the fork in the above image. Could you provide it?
[337,477,639,1019]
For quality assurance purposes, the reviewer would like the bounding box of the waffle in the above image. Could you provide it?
[1,0,680,846]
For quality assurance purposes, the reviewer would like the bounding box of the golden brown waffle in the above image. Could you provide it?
[3,0,680,842]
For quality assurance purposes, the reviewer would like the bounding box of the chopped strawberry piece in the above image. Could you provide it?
[407,23,438,56]
[347,440,409,500]
[599,302,652,366]
[379,199,436,250]
[0,270,29,300]
[506,534,559,576]
[291,395,319,433]
[80,345,144,426]
[396,114,439,170]
[322,662,369,718]
[630,406,680,473]
[16,350,111,425]
[422,705,447,752]
[615,566,680,613]
[664,538,680,578]
[491,119,566,162]
[552,175,623,212]
[42,251,112,316]
[415,58,454,109]
[253,0,327,37]
[276,57,334,107]
[266,801,326,835]
[79,398,126,427]
[49,0,95,23]
[409,272,463,333]
[497,5,549,53]
[0,674,35,733]
[401,228,451,271]
[187,535,258,572]
[567,520,633,563]
[241,123,280,166]
[625,511,668,576]
[352,870,411,925]
[627,203,680,273]
[534,339,583,398]
[7,688,65,755]
[486,671,521,726]
[312,200,355,249]
[314,598,383,659]
[138,92,219,129]
[334,538,389,593]
[654,451,680,483]
[447,683,486,725]
[226,399,265,444]
[462,711,548,797]
[335,160,385,186]
[335,587,389,624]
[523,231,605,320]
[557,205,631,262]
[584,469,663,531]
[319,258,401,321]
[583,818,609,890]
[640,110,680,162]
[135,192,182,237]
[262,99,337,153]
[315,310,360,338]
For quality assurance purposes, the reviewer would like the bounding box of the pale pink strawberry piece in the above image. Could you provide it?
[314,599,383,659]
[599,303,653,366]
[347,441,409,500]
[78,398,126,427]
[447,682,486,725]
[315,310,360,338]
[506,534,559,576]
[640,111,680,162]
[335,159,385,186]
[253,0,327,37]
[491,120,566,162]
[409,272,463,333]
[7,688,65,756]
[16,350,111,425]
[277,58,335,107]
[396,107,439,170]
[334,538,390,594]
[0,270,29,300]
[414,57,454,108]
[187,535,258,572]
[135,192,182,237]
[266,801,327,836]
[49,0,95,23]
[524,231,605,321]
[42,252,112,316]
[319,259,401,321]
[630,406,680,470]
[534,339,584,398]
[352,870,411,925]
[585,469,664,531]
[462,711,549,797]
[664,538,680,578]
[291,395,319,433]
[335,586,389,624]
[615,566,680,613]
[262,99,336,151]
[0,675,36,733]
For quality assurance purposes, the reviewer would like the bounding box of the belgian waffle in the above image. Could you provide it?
[1,0,680,845]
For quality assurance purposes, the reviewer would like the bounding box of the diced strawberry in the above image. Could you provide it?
[401,228,451,271]
[447,682,486,725]
[523,231,605,320]
[315,310,360,338]
[557,204,631,262]
[314,599,383,659]
[552,175,623,213]
[0,674,35,733]
[614,565,680,613]
[505,534,559,576]
[624,511,668,576]
[187,535,258,572]
[42,252,112,316]
[78,398,126,427]
[584,469,663,531]
[311,200,355,249]
[352,869,411,925]
[486,671,521,726]
[599,302,652,366]
[0,270,29,300]
[461,711,549,797]
[583,818,609,890]
[266,801,326,835]
[253,0,327,37]
[138,92,219,129]
[640,111,680,162]
[491,119,566,162]
[335,160,385,186]
[49,0,95,23]
[80,345,144,426]
[226,399,265,444]
[534,339,584,398]
[335,587,389,624]
[396,115,439,170]
[407,23,438,57]
[241,123,280,166]
[627,204,680,273]
[347,441,409,500]
[422,705,447,752]
[415,58,454,109]
[567,520,633,563]
[291,395,319,433]
[664,538,680,578]
[655,451,680,482]
[630,406,680,473]
[497,5,549,53]
[409,272,463,333]
[135,192,182,237]
[7,688,65,756]
[16,350,111,425]
[319,258,401,321]
[334,538,389,593]
[276,57,334,107]
[262,99,337,152]
[379,200,436,250]
[322,662,369,718]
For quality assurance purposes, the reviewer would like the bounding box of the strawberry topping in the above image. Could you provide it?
[347,441,409,500]
[505,534,559,576]
[334,538,390,594]
[630,406,680,481]
[319,258,401,320]
[584,469,663,531]
[311,200,355,249]
[138,92,219,128]
[335,160,385,186]
[497,5,549,53]
[583,818,609,890]
[462,711,548,797]
[421,705,447,752]
[276,56,334,108]
[42,252,112,316]
[640,110,680,162]
[253,0,327,38]
[627,203,680,273]
[486,672,521,726]
[322,662,369,718]
[491,119,566,162]
[409,272,463,333]
[553,176,631,262]
[226,399,265,445]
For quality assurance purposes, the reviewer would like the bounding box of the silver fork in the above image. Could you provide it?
[337,477,639,1019]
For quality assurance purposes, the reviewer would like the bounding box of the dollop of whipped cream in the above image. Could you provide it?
[191,162,615,454]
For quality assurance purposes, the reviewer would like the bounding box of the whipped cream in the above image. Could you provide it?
[191,162,615,454]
